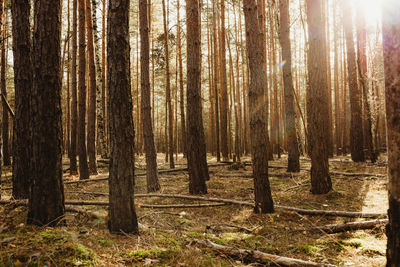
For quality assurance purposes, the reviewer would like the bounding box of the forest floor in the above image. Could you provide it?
[0,154,388,266]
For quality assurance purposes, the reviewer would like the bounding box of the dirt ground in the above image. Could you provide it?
[0,153,388,266]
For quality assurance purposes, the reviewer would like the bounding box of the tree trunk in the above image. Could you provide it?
[186,0,209,195]
[28,0,65,226]
[70,0,78,175]
[219,0,229,161]
[279,0,300,172]
[101,0,108,157]
[177,0,186,158]
[342,0,364,162]
[85,0,97,174]
[382,1,400,264]
[305,0,332,194]
[140,0,160,193]
[162,0,174,169]
[212,0,220,162]
[91,0,107,159]
[356,8,375,163]
[11,0,33,199]
[1,7,9,167]
[78,0,89,180]
[107,0,138,234]
[243,0,274,213]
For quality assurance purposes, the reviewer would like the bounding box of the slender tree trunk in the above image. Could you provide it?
[243,0,274,213]
[279,0,300,172]
[219,0,229,161]
[177,0,186,158]
[186,0,209,194]
[306,0,332,194]
[11,0,33,199]
[102,0,108,157]
[212,0,220,162]
[28,0,65,226]
[162,0,174,169]
[107,0,138,234]
[333,3,341,156]
[67,0,71,158]
[70,0,78,174]
[382,1,400,264]
[140,0,160,192]
[342,0,364,162]
[1,8,9,167]
[91,0,107,159]
[85,0,97,174]
[78,0,89,179]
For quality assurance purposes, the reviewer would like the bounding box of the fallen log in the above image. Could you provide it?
[196,239,336,267]
[0,199,227,209]
[0,195,387,218]
[135,194,387,218]
[307,219,388,234]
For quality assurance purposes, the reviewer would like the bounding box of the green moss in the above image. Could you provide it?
[39,229,58,241]
[299,245,321,254]
[98,239,115,248]
[362,248,385,257]
[128,248,177,261]
[72,243,97,261]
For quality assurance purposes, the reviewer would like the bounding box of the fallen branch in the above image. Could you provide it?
[206,224,253,233]
[330,171,385,177]
[65,191,109,196]
[214,172,302,178]
[307,219,388,234]
[196,239,336,266]
[276,205,387,219]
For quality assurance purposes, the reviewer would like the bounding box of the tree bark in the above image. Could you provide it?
[28,0,65,226]
[11,0,33,199]
[382,1,400,264]
[186,0,209,195]
[305,0,332,194]
[78,0,89,180]
[243,0,274,213]
[70,0,78,175]
[177,0,186,158]
[342,0,364,162]
[140,0,160,193]
[1,7,9,167]
[279,0,300,172]
[107,0,138,234]
[212,0,220,162]
[85,0,97,174]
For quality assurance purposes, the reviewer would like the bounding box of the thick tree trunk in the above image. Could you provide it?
[28,0,65,226]
[11,0,33,199]
[305,0,332,194]
[382,1,400,265]
[1,8,9,167]
[342,0,364,162]
[140,0,160,193]
[78,0,89,180]
[243,0,274,213]
[107,0,138,234]
[356,8,375,163]
[162,0,174,169]
[279,0,300,172]
[85,0,97,174]
[70,0,78,175]
[186,0,209,195]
